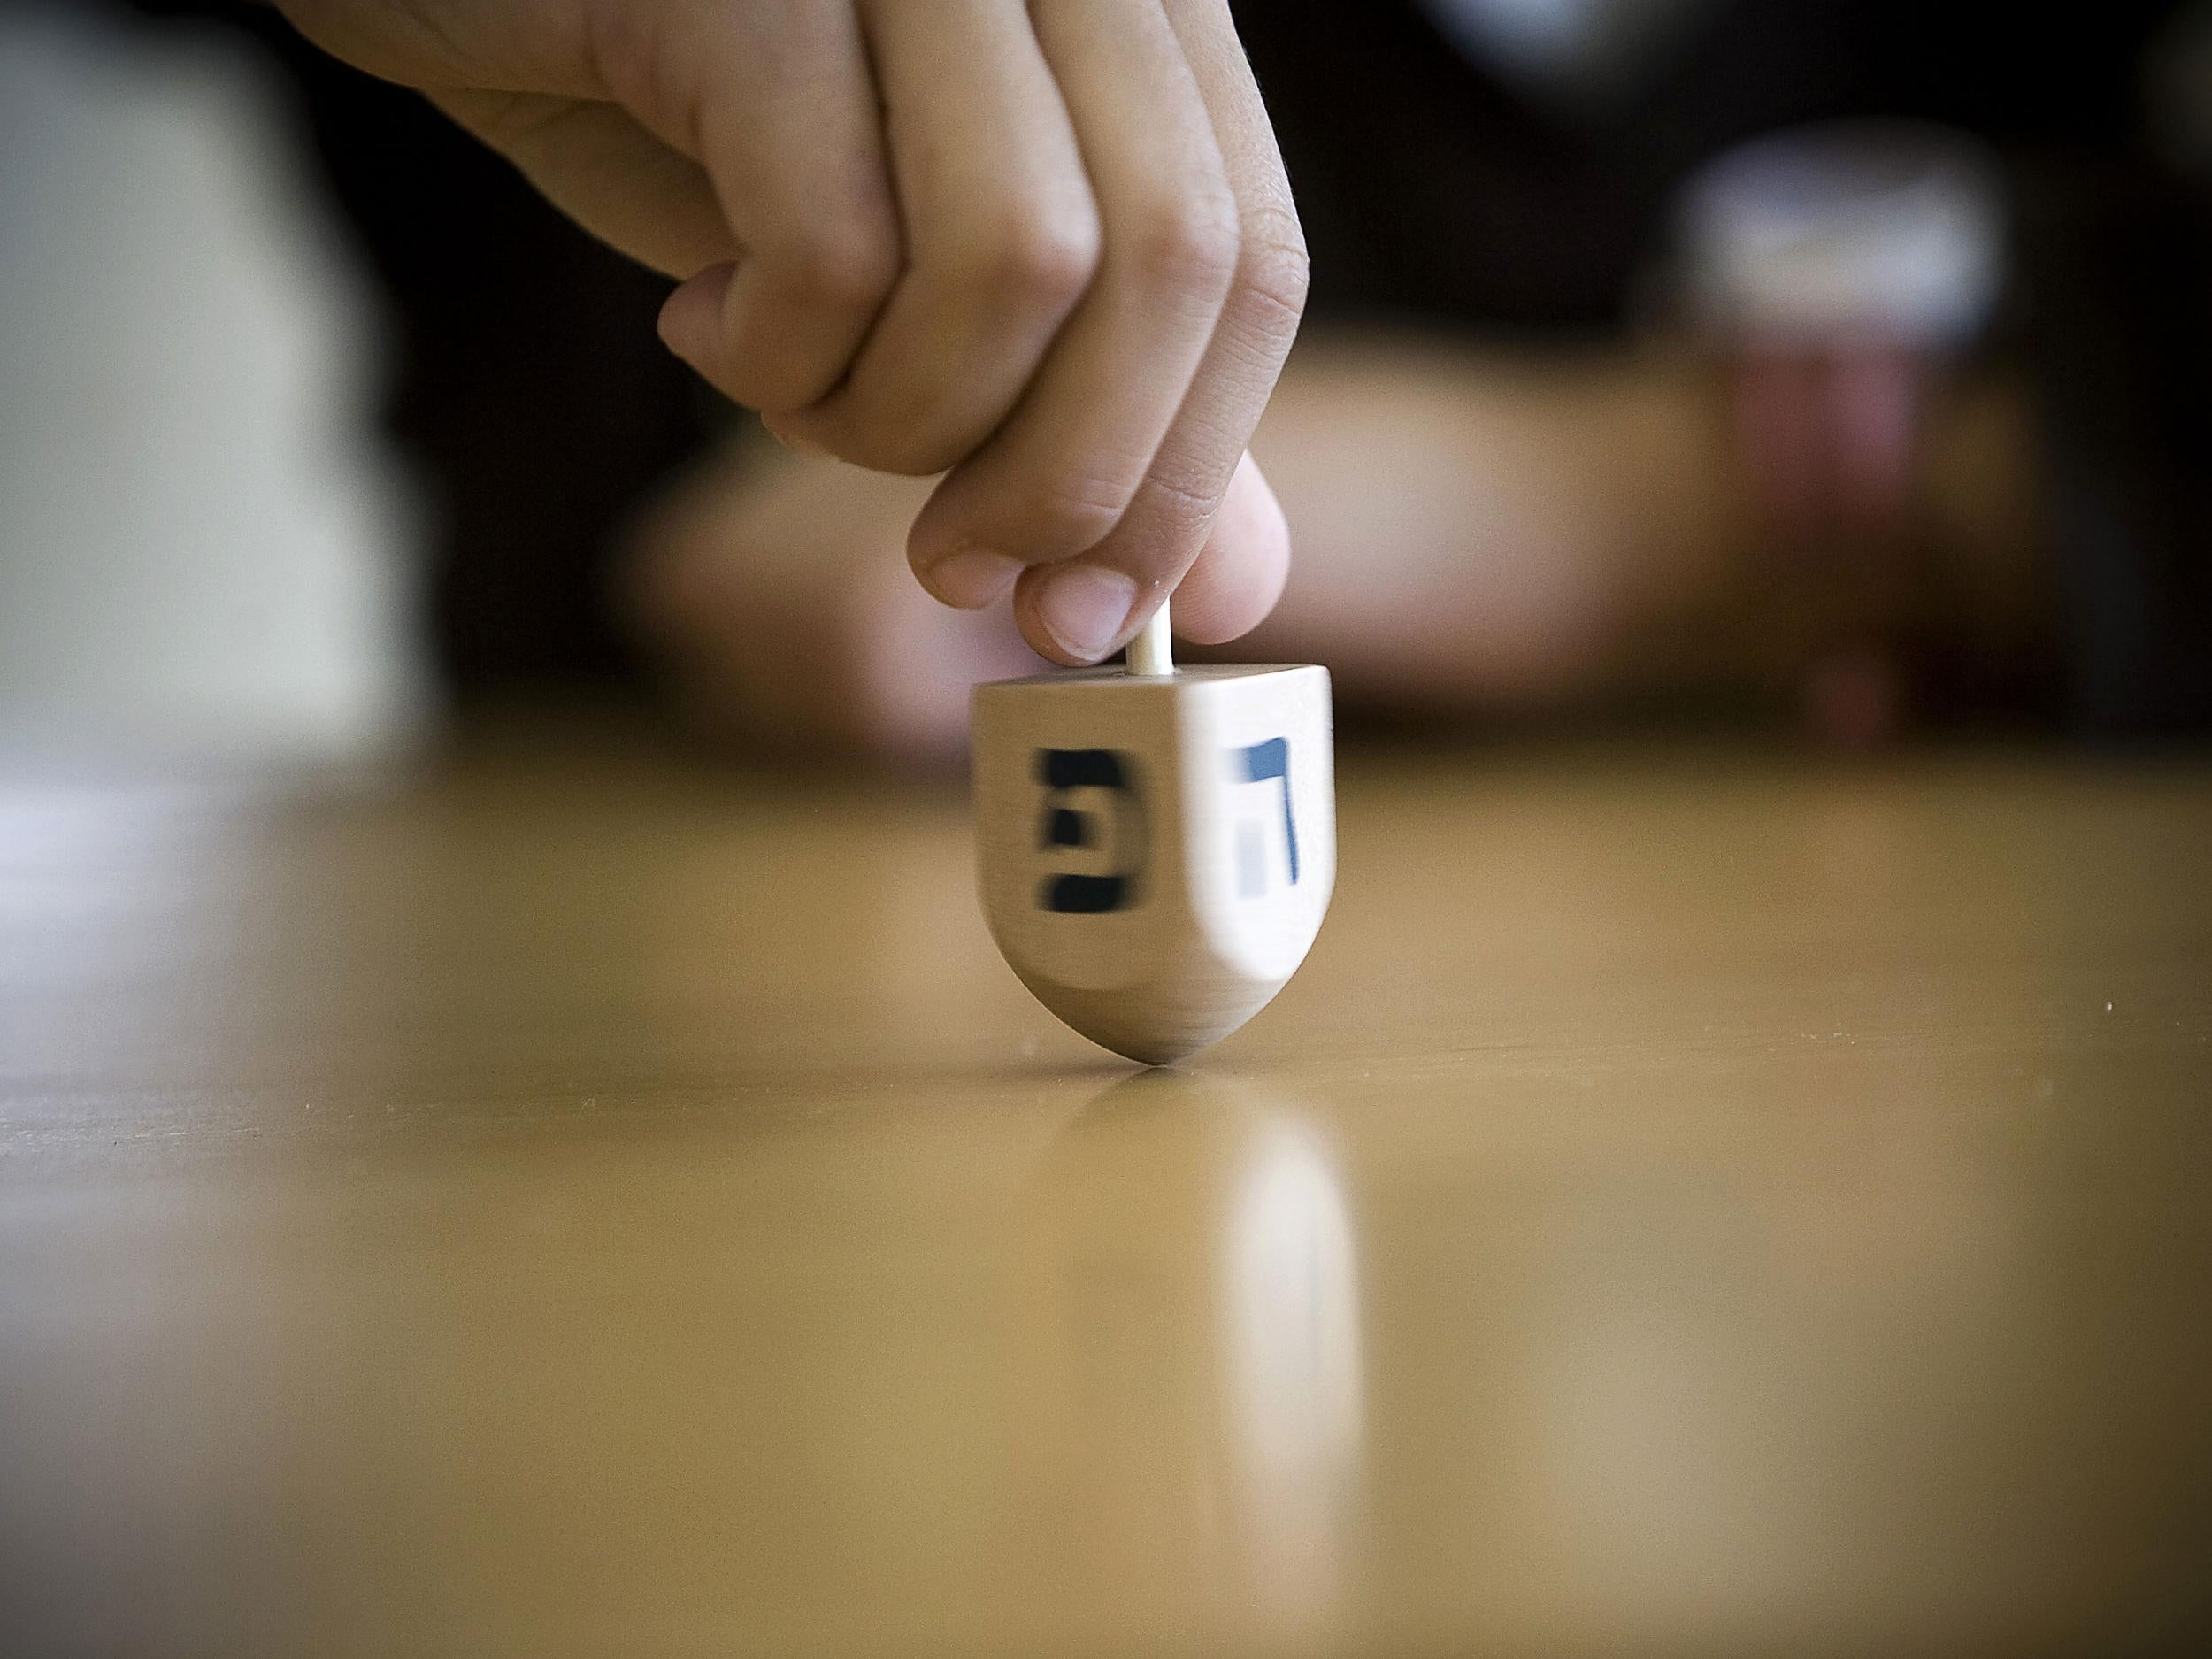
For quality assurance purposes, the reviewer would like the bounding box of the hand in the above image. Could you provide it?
[1245,338,2044,742]
[274,0,1306,664]
[619,442,1044,763]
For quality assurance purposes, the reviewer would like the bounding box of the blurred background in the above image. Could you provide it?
[6,10,2211,1653]
[3,0,2210,763]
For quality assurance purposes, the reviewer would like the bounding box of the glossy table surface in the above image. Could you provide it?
[4,724,2209,1655]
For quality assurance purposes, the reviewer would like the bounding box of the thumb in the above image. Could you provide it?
[1001,452,1290,664]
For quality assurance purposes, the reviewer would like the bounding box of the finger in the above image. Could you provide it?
[289,1,897,411]
[1137,452,1290,643]
[654,3,903,413]
[905,0,1240,649]
[766,0,1100,488]
[1008,0,1310,657]
[272,2,600,96]
[429,89,737,278]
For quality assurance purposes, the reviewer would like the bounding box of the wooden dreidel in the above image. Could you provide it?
[972,599,1334,1064]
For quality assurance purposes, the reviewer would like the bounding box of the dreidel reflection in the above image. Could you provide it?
[972,602,1334,1063]
[1008,1074,1366,1644]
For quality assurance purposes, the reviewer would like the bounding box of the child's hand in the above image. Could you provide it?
[276,0,1306,664]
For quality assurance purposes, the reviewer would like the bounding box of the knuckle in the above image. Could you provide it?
[961,466,1136,563]
[776,211,902,312]
[1233,211,1313,340]
[1123,192,1241,301]
[973,197,1102,311]
[1134,458,1225,536]
[1032,467,1142,553]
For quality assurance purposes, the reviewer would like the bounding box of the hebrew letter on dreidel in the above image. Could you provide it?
[1035,748,1144,914]
[1232,737,1298,893]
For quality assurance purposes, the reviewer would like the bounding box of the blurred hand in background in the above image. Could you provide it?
[623,443,1038,767]
[624,331,2045,758]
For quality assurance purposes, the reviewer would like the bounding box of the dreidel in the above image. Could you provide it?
[972,600,1334,1064]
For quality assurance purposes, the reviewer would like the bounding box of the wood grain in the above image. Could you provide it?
[3,720,2208,1655]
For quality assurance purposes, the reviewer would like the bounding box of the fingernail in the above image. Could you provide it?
[657,265,734,376]
[1035,565,1137,661]
[921,547,1023,610]
[657,304,707,375]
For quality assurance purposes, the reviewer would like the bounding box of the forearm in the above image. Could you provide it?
[1241,333,2049,717]
[1243,337,1750,705]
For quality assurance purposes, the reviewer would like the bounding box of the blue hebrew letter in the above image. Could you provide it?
[1233,737,1298,887]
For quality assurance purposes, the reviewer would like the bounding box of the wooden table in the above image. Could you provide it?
[4,724,2209,1655]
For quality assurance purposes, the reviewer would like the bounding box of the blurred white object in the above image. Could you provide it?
[1673,120,2010,349]
[1420,0,1717,110]
[0,5,428,763]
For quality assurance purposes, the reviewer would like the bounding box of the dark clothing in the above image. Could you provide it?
[1247,0,2174,329]
[132,0,2212,732]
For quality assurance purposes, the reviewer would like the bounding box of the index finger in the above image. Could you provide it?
[1010,0,1310,657]
[902,0,1243,662]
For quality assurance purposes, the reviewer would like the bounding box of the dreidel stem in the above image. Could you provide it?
[1126,596,1174,677]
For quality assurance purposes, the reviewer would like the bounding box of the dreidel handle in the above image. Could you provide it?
[1126,598,1173,677]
